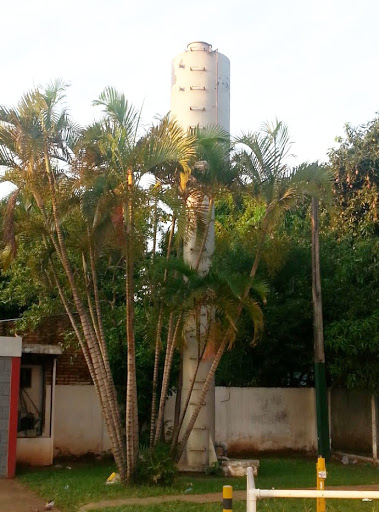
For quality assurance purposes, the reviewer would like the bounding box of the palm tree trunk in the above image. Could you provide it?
[149,216,176,446]
[311,197,330,458]
[87,234,126,463]
[170,342,206,452]
[247,209,271,285]
[153,312,174,445]
[82,252,102,344]
[151,195,158,261]
[43,152,126,479]
[172,348,183,444]
[47,240,126,480]
[48,264,116,449]
[87,230,108,358]
[153,313,182,445]
[149,312,163,446]
[125,169,139,480]
[175,333,228,462]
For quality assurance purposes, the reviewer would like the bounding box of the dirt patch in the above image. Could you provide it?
[0,479,59,512]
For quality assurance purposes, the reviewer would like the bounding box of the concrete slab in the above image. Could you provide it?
[0,478,59,512]
[222,458,260,477]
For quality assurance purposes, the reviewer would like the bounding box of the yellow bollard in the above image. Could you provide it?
[316,456,327,512]
[223,485,233,512]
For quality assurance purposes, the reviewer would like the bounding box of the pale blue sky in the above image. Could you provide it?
[2,0,379,196]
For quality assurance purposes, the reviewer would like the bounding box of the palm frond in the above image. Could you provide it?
[94,87,140,136]
[142,116,196,186]
[3,189,19,259]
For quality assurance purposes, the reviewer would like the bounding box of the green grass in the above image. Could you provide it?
[18,457,379,512]
[92,501,379,512]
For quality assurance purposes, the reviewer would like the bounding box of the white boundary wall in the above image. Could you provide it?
[47,385,376,459]
[165,387,318,454]
[54,385,111,456]
[216,387,317,453]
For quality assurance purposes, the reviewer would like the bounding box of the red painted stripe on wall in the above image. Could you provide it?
[7,357,20,478]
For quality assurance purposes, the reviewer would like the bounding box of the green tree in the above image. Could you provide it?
[330,116,379,238]
[174,122,332,461]
[0,83,195,482]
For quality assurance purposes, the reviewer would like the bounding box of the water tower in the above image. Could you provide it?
[171,41,230,133]
[171,41,230,470]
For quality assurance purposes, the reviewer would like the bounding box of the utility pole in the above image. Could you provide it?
[311,197,330,459]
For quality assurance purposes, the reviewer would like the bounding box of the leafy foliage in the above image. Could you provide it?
[135,443,177,486]
[329,116,379,238]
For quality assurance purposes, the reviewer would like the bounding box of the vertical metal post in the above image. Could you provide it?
[372,395,377,463]
[51,357,57,440]
[223,485,233,512]
[312,197,330,459]
[316,456,327,512]
[246,466,256,512]
[248,493,257,512]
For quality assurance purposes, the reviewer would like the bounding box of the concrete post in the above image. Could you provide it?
[316,456,327,512]
[223,485,233,512]
[0,337,22,478]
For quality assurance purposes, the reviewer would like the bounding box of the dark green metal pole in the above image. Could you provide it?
[311,198,330,459]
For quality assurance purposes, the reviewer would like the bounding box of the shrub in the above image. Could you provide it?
[205,461,223,476]
[136,443,177,486]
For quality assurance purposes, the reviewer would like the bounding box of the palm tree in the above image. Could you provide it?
[0,83,196,482]
[175,121,332,462]
[0,81,127,479]
[234,121,332,283]
[148,126,236,460]
[87,92,196,476]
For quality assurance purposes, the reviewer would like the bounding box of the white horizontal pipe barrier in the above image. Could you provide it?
[246,466,379,512]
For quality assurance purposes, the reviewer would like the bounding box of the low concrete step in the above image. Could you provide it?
[221,458,260,477]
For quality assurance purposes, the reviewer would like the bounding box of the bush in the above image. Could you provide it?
[205,461,223,476]
[136,443,177,486]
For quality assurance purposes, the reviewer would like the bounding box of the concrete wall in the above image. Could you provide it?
[16,438,53,466]
[216,387,317,454]
[165,386,318,455]
[16,382,375,461]
[54,385,111,456]
[331,389,373,455]
[167,387,375,457]
[0,358,11,477]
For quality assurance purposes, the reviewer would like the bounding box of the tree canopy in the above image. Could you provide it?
[2,82,376,481]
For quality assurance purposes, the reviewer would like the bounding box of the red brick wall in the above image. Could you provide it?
[0,317,92,385]
[55,346,92,385]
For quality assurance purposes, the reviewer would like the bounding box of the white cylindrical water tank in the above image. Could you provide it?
[171,41,230,134]
[170,42,230,471]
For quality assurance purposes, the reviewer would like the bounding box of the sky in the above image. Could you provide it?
[1,0,379,197]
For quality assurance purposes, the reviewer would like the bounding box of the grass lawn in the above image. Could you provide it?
[91,500,379,512]
[18,456,379,512]
[91,499,379,512]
